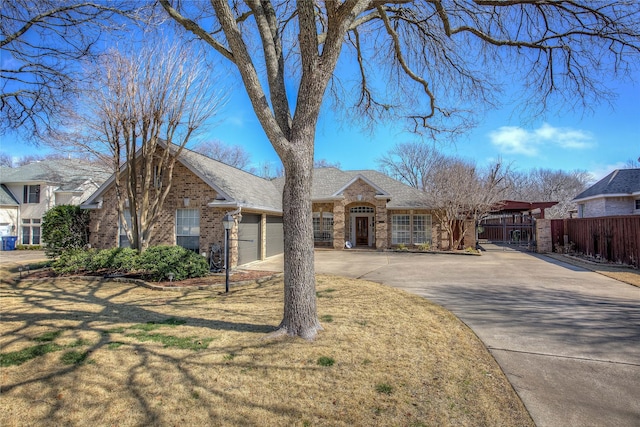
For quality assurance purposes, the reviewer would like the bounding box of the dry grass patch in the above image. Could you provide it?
[0,273,533,426]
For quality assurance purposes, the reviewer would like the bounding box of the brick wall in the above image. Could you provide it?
[583,196,637,218]
[89,161,224,254]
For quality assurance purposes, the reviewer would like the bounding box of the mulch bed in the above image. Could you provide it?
[18,268,280,289]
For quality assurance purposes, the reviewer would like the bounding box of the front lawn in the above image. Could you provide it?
[0,271,533,426]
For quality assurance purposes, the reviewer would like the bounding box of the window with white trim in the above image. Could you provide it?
[176,209,200,252]
[22,218,41,245]
[350,206,374,213]
[412,215,432,244]
[391,215,411,245]
[23,185,40,204]
[635,199,640,210]
[313,212,334,243]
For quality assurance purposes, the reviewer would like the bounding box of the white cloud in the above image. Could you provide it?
[489,123,594,157]
[489,126,538,156]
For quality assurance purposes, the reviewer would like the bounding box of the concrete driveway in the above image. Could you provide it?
[247,247,640,427]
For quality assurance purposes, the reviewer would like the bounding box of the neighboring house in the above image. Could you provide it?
[0,160,110,245]
[83,145,454,267]
[573,169,640,218]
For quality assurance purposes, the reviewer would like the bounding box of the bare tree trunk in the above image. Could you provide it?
[277,131,321,340]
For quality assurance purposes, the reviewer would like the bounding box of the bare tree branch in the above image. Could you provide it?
[0,0,145,139]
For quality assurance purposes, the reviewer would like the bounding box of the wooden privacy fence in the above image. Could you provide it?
[551,216,640,268]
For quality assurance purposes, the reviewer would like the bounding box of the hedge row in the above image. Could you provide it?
[52,246,209,282]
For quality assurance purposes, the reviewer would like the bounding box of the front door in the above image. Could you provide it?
[356,217,369,246]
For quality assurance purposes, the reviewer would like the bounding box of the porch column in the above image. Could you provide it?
[333,203,345,249]
[375,202,388,249]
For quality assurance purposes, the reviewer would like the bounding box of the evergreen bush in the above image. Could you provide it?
[42,205,90,258]
[87,248,139,274]
[137,246,209,281]
[51,249,95,275]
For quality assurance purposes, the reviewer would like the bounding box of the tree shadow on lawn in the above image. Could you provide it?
[1,277,277,335]
[0,276,318,425]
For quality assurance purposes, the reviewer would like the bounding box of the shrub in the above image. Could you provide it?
[51,249,95,275]
[16,244,42,250]
[42,205,90,258]
[395,243,408,251]
[416,243,431,251]
[87,247,138,274]
[137,246,209,281]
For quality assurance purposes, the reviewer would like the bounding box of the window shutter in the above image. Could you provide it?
[23,185,28,203]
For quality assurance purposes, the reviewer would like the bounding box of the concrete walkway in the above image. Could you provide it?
[246,247,640,427]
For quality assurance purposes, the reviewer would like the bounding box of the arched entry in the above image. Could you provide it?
[350,206,375,247]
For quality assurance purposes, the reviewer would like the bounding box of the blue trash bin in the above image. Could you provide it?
[1,236,17,251]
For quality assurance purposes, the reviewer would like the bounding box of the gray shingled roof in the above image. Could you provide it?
[273,167,430,208]
[85,144,429,212]
[0,184,19,206]
[177,148,282,212]
[350,170,430,208]
[0,159,110,191]
[574,169,640,201]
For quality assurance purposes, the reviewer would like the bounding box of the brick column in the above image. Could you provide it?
[536,218,552,253]
[333,203,345,249]
[375,202,388,249]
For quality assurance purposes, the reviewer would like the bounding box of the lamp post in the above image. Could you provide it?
[222,213,234,293]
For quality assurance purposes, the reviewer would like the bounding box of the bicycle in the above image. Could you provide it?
[209,242,224,272]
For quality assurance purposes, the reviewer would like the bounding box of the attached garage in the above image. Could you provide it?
[238,214,261,265]
[266,215,284,257]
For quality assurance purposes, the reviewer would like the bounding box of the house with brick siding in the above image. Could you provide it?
[573,169,640,218]
[83,145,456,267]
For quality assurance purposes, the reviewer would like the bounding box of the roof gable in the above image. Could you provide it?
[332,174,390,197]
[574,169,640,201]
[279,167,430,208]
[84,143,282,212]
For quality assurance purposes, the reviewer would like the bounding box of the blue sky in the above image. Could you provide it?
[2,73,638,183]
[2,22,639,184]
[185,78,639,182]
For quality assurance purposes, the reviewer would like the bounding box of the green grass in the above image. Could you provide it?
[375,383,393,395]
[0,343,64,367]
[33,330,63,342]
[61,350,90,365]
[105,318,210,351]
[129,318,187,331]
[67,338,91,348]
[320,314,334,323]
[0,330,89,367]
[1,317,199,367]
[316,288,337,298]
[107,342,125,350]
[125,331,213,350]
[317,356,335,367]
